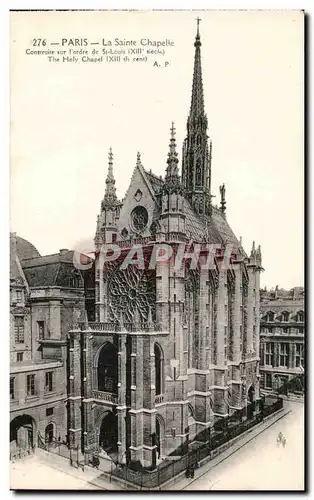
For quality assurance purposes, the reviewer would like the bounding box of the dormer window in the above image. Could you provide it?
[282,311,290,322]
[267,311,275,322]
[297,311,304,323]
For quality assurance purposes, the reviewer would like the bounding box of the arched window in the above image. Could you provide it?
[97,343,118,393]
[154,343,164,396]
[267,311,275,322]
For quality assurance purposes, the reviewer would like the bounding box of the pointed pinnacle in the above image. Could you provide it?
[170,122,175,140]
[168,122,178,157]
[136,151,141,167]
[250,241,256,259]
[165,121,179,183]
[106,147,114,183]
[108,146,113,164]
[103,147,117,205]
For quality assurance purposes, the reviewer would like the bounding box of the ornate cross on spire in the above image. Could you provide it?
[196,16,202,37]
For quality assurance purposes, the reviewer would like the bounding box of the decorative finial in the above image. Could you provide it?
[196,16,202,37]
[94,214,101,245]
[239,236,243,247]
[256,244,262,266]
[170,121,175,140]
[250,240,255,256]
[219,184,226,214]
[136,151,141,167]
[103,147,117,208]
[164,121,180,187]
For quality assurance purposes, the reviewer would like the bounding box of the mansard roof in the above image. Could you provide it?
[260,286,304,303]
[21,250,89,288]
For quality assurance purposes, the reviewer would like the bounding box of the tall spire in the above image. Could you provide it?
[103,147,118,208]
[181,19,212,216]
[190,16,205,119]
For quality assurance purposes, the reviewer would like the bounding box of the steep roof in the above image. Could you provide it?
[143,169,164,195]
[210,207,239,245]
[21,250,87,288]
[141,169,239,246]
[10,234,37,285]
[16,236,41,261]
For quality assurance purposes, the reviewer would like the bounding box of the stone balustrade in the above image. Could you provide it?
[92,390,118,404]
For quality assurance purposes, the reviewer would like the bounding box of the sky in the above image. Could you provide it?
[10,9,304,289]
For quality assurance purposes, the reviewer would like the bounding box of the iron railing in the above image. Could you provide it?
[97,396,283,489]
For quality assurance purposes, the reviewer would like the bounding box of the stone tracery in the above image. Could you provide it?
[105,262,156,324]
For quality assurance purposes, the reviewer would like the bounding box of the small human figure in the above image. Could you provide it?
[282,436,286,448]
[277,432,283,446]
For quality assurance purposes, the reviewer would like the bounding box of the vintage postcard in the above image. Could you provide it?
[9,9,304,491]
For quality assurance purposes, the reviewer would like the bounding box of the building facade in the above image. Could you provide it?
[259,286,304,394]
[10,233,87,457]
[68,24,264,469]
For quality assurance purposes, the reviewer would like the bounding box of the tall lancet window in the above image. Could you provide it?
[185,268,200,368]
[154,343,164,395]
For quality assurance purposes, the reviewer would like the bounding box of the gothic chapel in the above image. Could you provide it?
[68,22,263,468]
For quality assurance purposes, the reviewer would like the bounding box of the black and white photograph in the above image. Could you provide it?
[9,9,304,491]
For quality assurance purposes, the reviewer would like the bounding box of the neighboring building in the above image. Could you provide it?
[68,24,264,469]
[10,233,87,457]
[259,286,304,394]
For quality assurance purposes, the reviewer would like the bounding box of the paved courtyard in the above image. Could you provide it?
[179,401,304,491]
[10,455,104,490]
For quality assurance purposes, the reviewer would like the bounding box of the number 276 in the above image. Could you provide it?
[32,39,47,46]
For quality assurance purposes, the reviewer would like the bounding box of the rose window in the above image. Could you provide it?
[105,263,156,324]
[130,206,149,233]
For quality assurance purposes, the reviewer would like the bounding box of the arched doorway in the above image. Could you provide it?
[99,411,118,460]
[45,423,54,444]
[247,386,255,419]
[97,343,118,393]
[154,343,164,396]
[10,415,35,454]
